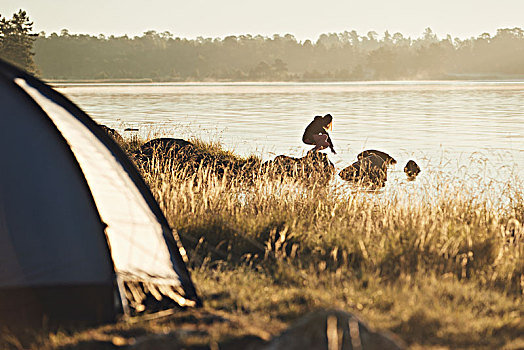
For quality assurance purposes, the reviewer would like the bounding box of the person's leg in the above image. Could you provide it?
[312,134,329,151]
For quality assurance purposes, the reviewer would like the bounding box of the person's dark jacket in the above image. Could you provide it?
[302,116,335,152]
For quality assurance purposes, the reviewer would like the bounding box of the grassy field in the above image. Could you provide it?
[2,137,523,349]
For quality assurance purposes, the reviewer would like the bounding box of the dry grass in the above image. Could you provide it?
[2,137,523,349]
[142,141,523,296]
[139,138,524,348]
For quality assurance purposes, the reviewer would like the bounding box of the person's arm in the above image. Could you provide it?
[324,131,336,154]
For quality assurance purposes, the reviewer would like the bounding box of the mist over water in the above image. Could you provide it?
[56,81,524,193]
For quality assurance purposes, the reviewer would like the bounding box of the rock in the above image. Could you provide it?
[404,160,421,180]
[357,150,397,165]
[134,138,200,168]
[99,124,124,145]
[303,151,336,175]
[339,154,388,187]
[341,149,397,188]
[133,138,260,180]
[262,309,405,350]
[272,154,301,173]
[262,151,335,182]
[132,138,202,173]
[139,138,194,158]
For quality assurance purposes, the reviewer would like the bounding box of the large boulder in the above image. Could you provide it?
[262,309,404,350]
[357,150,396,165]
[339,153,389,187]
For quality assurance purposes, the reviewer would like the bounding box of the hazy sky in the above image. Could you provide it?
[1,0,523,40]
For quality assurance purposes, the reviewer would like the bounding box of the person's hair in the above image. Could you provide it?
[322,114,333,130]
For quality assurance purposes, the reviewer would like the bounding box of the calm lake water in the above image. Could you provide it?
[55,82,524,193]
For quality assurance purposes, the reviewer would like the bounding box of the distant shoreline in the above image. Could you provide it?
[45,78,155,84]
[44,74,524,84]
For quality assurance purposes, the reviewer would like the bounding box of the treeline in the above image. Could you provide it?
[34,27,524,81]
[3,9,524,81]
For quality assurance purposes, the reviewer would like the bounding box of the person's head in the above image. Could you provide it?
[322,114,333,130]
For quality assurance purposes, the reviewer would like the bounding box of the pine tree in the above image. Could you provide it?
[0,10,37,73]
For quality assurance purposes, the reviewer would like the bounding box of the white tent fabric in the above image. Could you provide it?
[18,78,180,285]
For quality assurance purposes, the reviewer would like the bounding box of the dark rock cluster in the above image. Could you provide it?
[124,136,336,183]
[99,124,421,187]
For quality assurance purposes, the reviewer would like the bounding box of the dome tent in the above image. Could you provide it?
[0,59,200,327]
